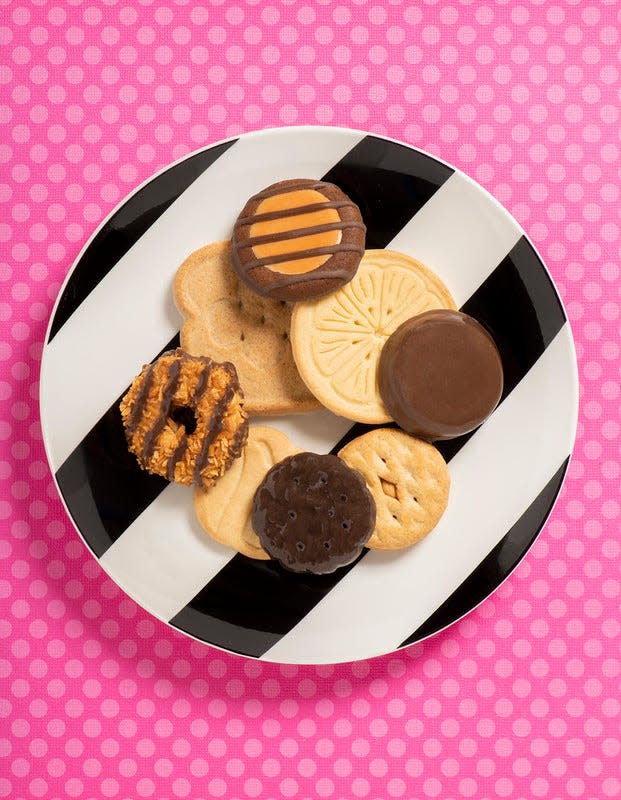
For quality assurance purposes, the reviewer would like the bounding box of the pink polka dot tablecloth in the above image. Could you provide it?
[1,1,620,798]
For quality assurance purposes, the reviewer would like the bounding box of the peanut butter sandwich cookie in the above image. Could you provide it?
[193,426,301,560]
[174,241,320,416]
[291,249,457,424]
[120,348,248,490]
[231,179,366,301]
[338,428,450,550]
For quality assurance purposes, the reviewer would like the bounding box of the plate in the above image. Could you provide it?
[40,127,578,664]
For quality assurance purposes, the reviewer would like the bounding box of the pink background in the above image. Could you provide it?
[1,1,620,798]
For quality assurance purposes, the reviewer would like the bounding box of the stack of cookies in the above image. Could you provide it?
[121,178,503,575]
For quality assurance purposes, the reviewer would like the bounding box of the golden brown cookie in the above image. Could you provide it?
[120,348,248,490]
[193,425,301,560]
[231,179,366,301]
[338,428,450,550]
[174,241,321,416]
[290,249,457,424]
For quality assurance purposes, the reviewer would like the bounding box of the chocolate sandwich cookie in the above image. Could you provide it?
[378,310,504,440]
[231,179,366,301]
[251,452,376,574]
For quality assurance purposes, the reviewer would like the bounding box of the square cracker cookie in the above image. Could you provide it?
[174,241,321,416]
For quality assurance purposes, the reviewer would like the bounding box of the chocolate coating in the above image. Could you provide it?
[251,452,376,574]
[232,179,366,301]
[378,310,504,441]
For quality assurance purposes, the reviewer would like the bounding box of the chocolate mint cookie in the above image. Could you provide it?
[251,452,376,574]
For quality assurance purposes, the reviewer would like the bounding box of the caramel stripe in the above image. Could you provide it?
[235,200,352,227]
[167,435,187,482]
[165,359,215,482]
[142,358,182,461]
[237,220,365,249]
[241,243,365,271]
[125,364,155,437]
[192,381,236,485]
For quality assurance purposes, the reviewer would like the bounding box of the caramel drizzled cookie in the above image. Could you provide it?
[231,179,366,301]
[291,249,457,423]
[193,426,301,560]
[120,348,248,490]
[338,429,450,550]
[174,241,320,416]
[252,452,376,574]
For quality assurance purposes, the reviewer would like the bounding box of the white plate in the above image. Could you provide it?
[40,127,578,664]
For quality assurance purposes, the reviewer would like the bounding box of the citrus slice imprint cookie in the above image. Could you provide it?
[290,249,457,423]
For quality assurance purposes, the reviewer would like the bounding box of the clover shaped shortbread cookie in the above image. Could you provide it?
[174,241,321,416]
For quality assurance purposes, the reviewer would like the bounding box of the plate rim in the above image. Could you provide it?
[39,125,580,664]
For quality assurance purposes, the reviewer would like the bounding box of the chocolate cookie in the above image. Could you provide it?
[231,179,366,301]
[120,348,248,489]
[251,452,376,574]
[378,310,504,440]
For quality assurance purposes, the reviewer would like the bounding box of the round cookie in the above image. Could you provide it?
[290,249,457,423]
[252,452,376,574]
[119,348,248,490]
[231,179,366,301]
[378,310,504,440]
[193,426,301,560]
[338,429,450,550]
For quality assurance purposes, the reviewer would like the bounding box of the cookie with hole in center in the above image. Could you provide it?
[251,452,376,574]
[231,179,366,301]
[174,240,320,416]
[338,428,450,550]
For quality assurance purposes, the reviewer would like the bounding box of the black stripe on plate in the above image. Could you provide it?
[170,237,567,657]
[322,136,454,249]
[55,333,179,558]
[436,235,567,462]
[47,139,237,342]
[399,457,570,647]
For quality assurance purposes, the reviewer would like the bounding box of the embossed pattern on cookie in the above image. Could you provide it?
[291,249,457,423]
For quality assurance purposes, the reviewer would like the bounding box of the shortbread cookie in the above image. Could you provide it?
[174,241,320,416]
[290,249,456,424]
[232,179,366,301]
[194,425,301,560]
[252,452,376,574]
[379,310,504,440]
[120,348,248,490]
[338,428,450,550]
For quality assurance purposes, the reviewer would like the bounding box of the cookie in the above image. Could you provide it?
[174,241,321,416]
[290,249,457,423]
[338,429,450,550]
[193,425,301,560]
[231,179,366,301]
[119,348,248,490]
[252,452,376,574]
[379,310,504,440]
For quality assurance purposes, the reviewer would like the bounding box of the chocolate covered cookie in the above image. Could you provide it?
[378,310,504,440]
[120,348,248,489]
[231,179,366,301]
[251,452,376,574]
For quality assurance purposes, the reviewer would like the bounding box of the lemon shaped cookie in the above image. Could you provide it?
[290,249,457,423]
